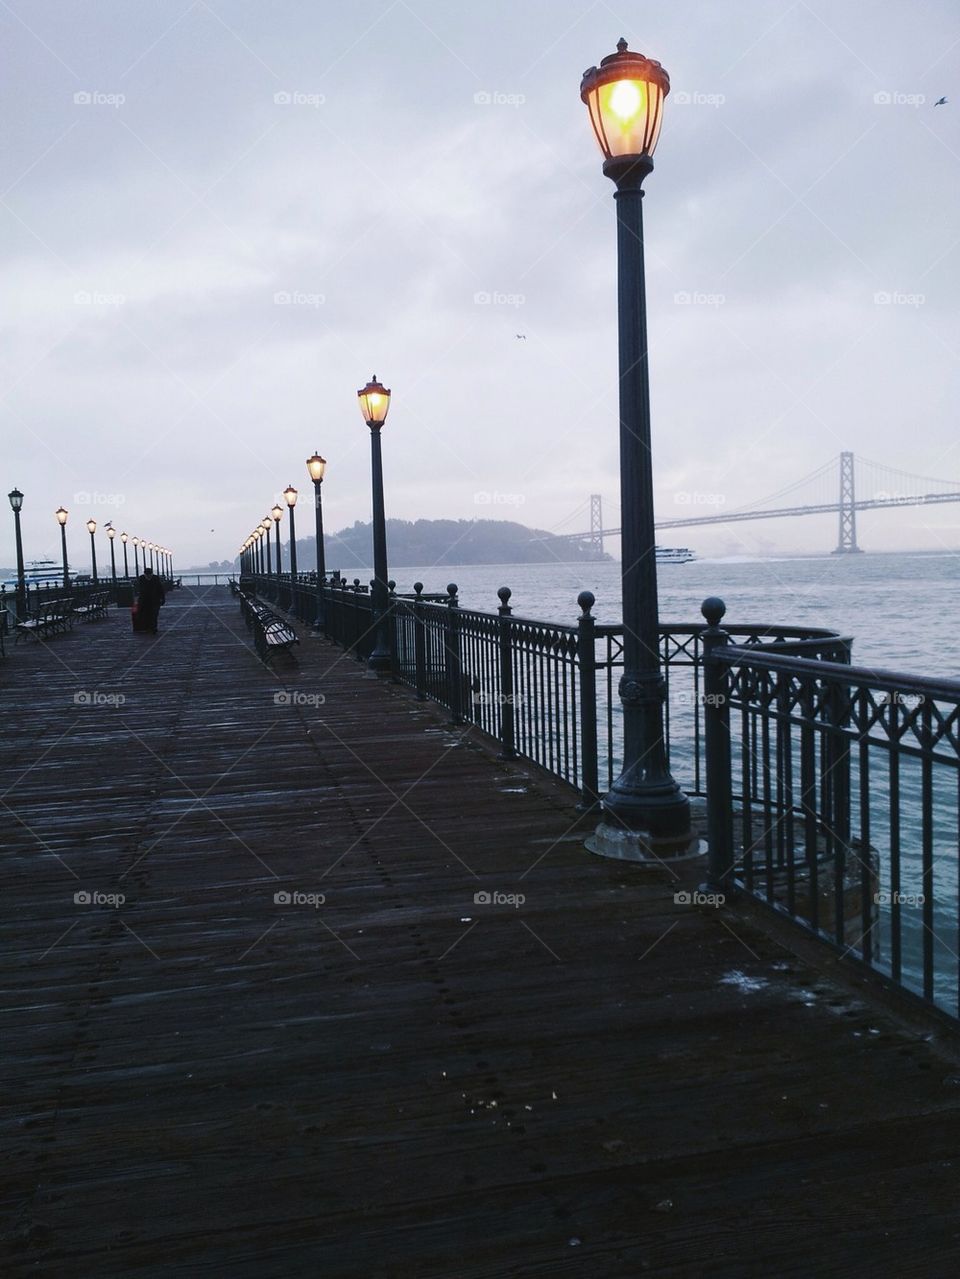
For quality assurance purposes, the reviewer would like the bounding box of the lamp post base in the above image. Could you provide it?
[366,651,391,676]
[586,821,705,863]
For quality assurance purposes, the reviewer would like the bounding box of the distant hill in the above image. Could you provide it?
[288,518,610,570]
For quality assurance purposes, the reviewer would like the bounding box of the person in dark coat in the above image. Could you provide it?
[136,567,165,635]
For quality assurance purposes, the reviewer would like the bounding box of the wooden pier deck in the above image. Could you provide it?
[2,585,960,1277]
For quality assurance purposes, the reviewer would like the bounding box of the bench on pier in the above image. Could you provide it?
[15,598,74,643]
[238,590,299,667]
[71,592,110,623]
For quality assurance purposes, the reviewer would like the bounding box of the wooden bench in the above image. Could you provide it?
[238,591,299,666]
[71,592,110,623]
[15,598,74,643]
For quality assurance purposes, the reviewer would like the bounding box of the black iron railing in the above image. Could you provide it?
[242,573,960,1019]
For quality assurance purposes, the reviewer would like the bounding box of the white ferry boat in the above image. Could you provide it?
[656,546,696,564]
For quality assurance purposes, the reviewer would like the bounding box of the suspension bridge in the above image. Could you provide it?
[548,452,960,555]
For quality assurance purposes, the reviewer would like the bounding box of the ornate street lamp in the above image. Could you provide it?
[261,517,272,579]
[580,38,694,861]
[132,536,140,576]
[8,488,26,619]
[107,526,117,586]
[283,485,298,614]
[271,504,283,591]
[55,506,69,589]
[86,518,98,583]
[306,452,327,630]
[120,531,129,578]
[358,375,391,674]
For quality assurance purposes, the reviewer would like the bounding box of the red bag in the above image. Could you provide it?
[131,603,149,633]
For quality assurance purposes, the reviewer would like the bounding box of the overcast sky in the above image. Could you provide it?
[3,0,960,570]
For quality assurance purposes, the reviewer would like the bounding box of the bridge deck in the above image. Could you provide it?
[2,586,959,1277]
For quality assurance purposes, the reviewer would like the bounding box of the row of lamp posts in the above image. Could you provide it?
[239,35,693,861]
[238,375,391,673]
[6,489,173,616]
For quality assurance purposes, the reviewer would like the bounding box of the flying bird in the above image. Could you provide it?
[515,334,526,340]
[935,96,948,106]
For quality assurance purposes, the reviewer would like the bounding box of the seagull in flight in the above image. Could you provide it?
[935,96,948,106]
[515,333,526,340]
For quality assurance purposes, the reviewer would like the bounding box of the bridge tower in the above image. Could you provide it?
[590,494,604,556]
[833,451,862,554]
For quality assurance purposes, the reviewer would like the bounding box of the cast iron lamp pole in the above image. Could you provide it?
[86,519,98,583]
[271,505,283,595]
[8,489,26,620]
[261,518,272,579]
[306,452,327,630]
[580,38,694,861]
[121,532,129,578]
[358,376,392,674]
[283,486,299,615]
[107,527,117,587]
[133,537,140,576]
[56,507,69,588]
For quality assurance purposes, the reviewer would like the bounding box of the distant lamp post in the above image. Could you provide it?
[261,517,272,577]
[120,531,129,578]
[132,537,140,576]
[358,375,391,674]
[86,518,98,583]
[107,526,117,586]
[8,488,26,620]
[271,504,283,590]
[580,38,694,861]
[283,485,298,614]
[306,451,327,630]
[56,506,69,588]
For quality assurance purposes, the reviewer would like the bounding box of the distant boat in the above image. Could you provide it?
[656,546,696,564]
[2,559,67,590]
